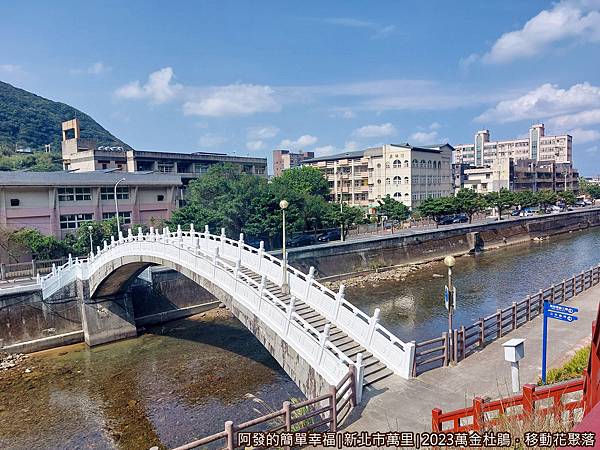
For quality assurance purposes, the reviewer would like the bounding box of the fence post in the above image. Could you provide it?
[453,329,458,363]
[460,325,465,360]
[538,290,543,313]
[367,308,381,345]
[349,364,357,407]
[473,397,485,431]
[479,319,485,348]
[442,332,449,366]
[523,384,535,417]
[283,401,292,450]
[526,295,531,322]
[512,302,517,330]
[432,408,442,432]
[550,284,555,303]
[0,263,5,281]
[334,284,344,320]
[31,259,37,278]
[496,309,502,338]
[354,353,364,405]
[225,420,235,450]
[329,385,338,432]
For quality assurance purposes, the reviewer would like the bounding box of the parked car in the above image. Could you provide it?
[436,215,455,225]
[574,200,587,207]
[245,236,264,249]
[510,209,522,216]
[519,208,534,217]
[287,234,316,248]
[452,214,469,224]
[317,229,341,242]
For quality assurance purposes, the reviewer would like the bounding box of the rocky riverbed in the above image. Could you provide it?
[0,352,28,371]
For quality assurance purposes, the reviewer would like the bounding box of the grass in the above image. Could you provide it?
[538,345,590,385]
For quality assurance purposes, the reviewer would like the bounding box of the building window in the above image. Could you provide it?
[60,213,93,229]
[393,160,401,168]
[158,162,174,173]
[10,198,19,207]
[157,194,165,202]
[385,178,391,185]
[102,211,132,225]
[58,187,91,201]
[377,179,382,184]
[393,176,401,185]
[404,176,409,184]
[376,163,381,168]
[393,192,402,198]
[385,162,390,169]
[420,160,426,168]
[412,159,418,167]
[404,160,409,167]
[101,186,129,200]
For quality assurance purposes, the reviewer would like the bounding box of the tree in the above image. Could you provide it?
[328,203,365,239]
[557,190,576,206]
[514,190,538,209]
[270,166,330,198]
[454,189,486,223]
[418,197,456,226]
[8,228,70,259]
[484,188,514,220]
[375,195,411,223]
[579,177,600,199]
[536,190,558,211]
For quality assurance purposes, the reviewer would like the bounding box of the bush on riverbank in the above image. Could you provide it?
[538,346,590,385]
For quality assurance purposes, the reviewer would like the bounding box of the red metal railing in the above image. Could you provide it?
[172,366,357,450]
[432,379,585,432]
[583,304,600,415]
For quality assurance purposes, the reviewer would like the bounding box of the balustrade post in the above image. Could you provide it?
[285,296,296,335]
[177,224,182,241]
[258,275,266,311]
[68,254,73,267]
[334,284,345,320]
[431,408,442,432]
[127,228,133,241]
[512,302,517,330]
[257,241,264,272]
[118,230,124,243]
[496,309,502,338]
[550,284,555,303]
[318,323,331,364]
[479,318,485,348]
[348,365,357,407]
[305,266,315,302]
[225,421,234,450]
[453,329,458,363]
[103,240,108,251]
[52,263,57,275]
[36,273,40,284]
[283,400,292,433]
[538,289,543,312]
[523,384,536,417]
[460,325,465,360]
[367,308,381,345]
[137,227,143,241]
[329,385,338,432]
[442,332,448,366]
[189,223,195,235]
[31,259,37,277]
[213,247,220,278]
[354,353,364,405]
[472,397,484,431]
[238,233,244,260]
[526,295,531,322]
[220,227,226,254]
[0,263,6,281]
[110,235,115,247]
[96,246,101,256]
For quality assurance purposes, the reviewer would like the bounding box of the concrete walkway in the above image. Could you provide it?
[346,282,599,433]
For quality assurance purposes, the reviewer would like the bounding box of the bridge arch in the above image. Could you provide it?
[39,226,415,398]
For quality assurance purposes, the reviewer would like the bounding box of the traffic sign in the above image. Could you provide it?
[547,303,579,315]
[541,300,579,385]
[547,310,578,322]
[444,285,457,310]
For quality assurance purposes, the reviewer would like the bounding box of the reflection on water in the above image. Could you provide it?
[346,227,600,342]
[0,313,302,450]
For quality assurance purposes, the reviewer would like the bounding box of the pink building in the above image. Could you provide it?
[0,171,182,238]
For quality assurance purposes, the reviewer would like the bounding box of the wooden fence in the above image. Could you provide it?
[172,366,358,450]
[414,264,600,376]
[0,257,69,281]
[432,379,585,432]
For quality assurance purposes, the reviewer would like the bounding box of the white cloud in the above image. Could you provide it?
[314,145,338,156]
[323,17,398,39]
[481,0,600,64]
[549,108,600,129]
[353,123,397,138]
[410,131,439,145]
[115,67,182,104]
[71,61,109,75]
[585,145,600,154]
[568,128,600,143]
[429,122,441,130]
[183,84,280,117]
[0,64,23,74]
[198,133,227,147]
[246,140,265,151]
[476,82,600,123]
[247,125,279,140]
[279,134,318,149]
[345,141,360,151]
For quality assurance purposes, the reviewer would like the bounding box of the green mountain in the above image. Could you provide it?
[0,80,129,153]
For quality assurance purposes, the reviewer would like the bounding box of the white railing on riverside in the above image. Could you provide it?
[34,224,415,380]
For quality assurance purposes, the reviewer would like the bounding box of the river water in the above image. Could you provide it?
[2,227,600,449]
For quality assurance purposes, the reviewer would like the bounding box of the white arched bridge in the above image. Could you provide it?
[28,225,415,399]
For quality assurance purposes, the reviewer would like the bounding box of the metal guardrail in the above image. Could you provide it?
[172,366,358,450]
[414,264,600,376]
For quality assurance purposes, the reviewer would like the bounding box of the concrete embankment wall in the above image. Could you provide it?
[0,268,219,353]
[284,207,600,278]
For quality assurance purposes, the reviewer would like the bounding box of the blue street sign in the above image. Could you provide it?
[547,310,579,322]
[444,285,449,310]
[547,303,579,315]
[542,300,579,385]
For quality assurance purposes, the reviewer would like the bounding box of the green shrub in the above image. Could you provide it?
[538,346,590,385]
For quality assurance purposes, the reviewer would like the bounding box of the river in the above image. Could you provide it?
[2,227,600,449]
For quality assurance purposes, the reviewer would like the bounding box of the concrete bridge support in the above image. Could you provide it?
[81,291,137,347]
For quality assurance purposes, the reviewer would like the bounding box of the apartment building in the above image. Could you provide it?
[463,158,513,194]
[0,171,182,239]
[272,149,315,176]
[454,124,572,166]
[61,119,268,185]
[302,143,453,209]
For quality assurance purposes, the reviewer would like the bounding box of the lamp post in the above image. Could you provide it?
[444,255,456,362]
[88,225,94,255]
[114,177,126,235]
[280,199,289,294]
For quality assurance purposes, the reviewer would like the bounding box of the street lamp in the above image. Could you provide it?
[114,177,126,235]
[88,225,94,255]
[444,255,456,362]
[280,199,289,294]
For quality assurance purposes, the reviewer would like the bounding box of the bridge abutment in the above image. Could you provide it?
[81,290,138,347]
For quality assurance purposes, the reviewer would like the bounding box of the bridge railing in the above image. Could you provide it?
[172,366,358,450]
[195,228,415,379]
[39,227,358,388]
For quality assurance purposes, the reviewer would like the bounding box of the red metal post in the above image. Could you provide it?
[432,408,442,432]
[522,384,536,417]
[473,397,484,431]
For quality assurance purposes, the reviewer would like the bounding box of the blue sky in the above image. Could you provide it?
[1,0,600,174]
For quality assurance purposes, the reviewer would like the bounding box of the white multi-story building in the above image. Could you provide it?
[302,143,453,210]
[454,124,572,166]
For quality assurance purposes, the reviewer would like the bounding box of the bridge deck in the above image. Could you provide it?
[238,265,394,387]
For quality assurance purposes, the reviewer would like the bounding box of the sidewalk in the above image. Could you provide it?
[346,282,599,433]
